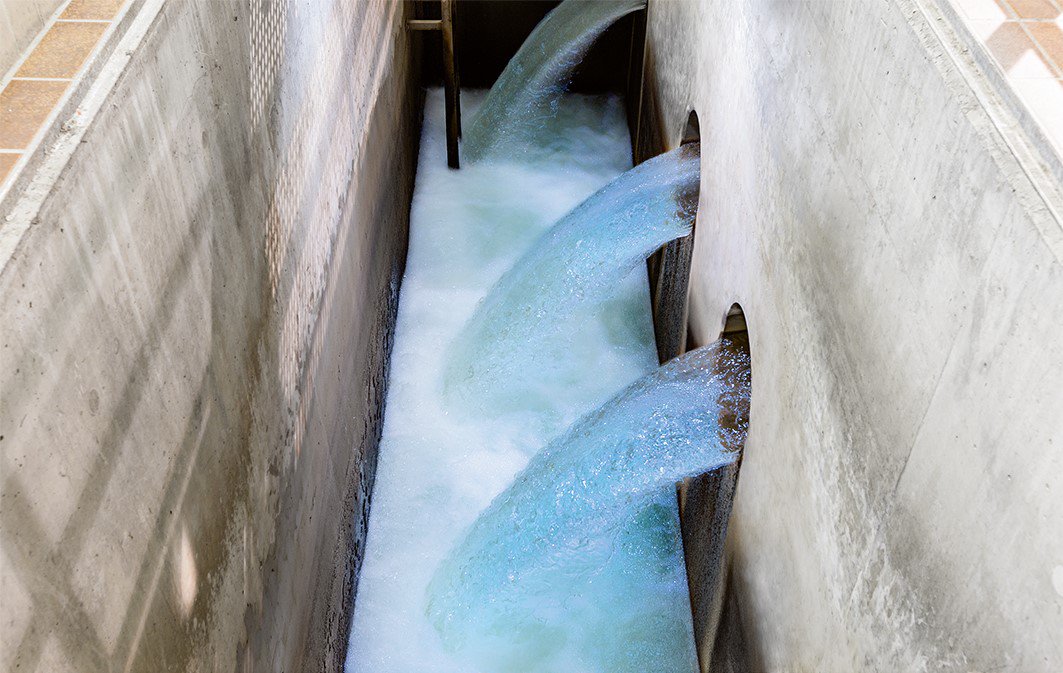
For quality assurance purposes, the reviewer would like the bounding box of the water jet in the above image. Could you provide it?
[5,0,1057,671]
[346,3,748,671]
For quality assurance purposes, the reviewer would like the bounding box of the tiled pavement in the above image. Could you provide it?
[0,0,126,188]
[2,0,1059,190]
[951,0,1063,153]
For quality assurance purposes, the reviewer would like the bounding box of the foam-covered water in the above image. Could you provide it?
[427,344,750,673]
[344,90,667,673]
[462,0,645,163]
[344,65,745,666]
[444,144,700,420]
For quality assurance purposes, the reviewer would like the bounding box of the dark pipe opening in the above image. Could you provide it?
[682,109,701,146]
[680,303,752,673]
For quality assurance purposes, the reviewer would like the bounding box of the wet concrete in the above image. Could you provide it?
[0,1,418,671]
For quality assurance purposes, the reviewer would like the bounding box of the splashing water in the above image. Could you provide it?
[462,0,646,162]
[345,92,661,673]
[445,143,700,419]
[346,12,735,665]
[427,343,751,673]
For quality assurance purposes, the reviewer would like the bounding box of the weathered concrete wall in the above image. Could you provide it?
[645,0,1063,670]
[0,0,65,75]
[0,0,418,671]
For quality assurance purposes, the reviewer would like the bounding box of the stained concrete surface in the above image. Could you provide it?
[645,0,1063,670]
[0,0,418,671]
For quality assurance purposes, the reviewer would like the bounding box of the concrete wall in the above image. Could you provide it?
[0,0,418,671]
[644,0,1063,670]
[1,0,65,75]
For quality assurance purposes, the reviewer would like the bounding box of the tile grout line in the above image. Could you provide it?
[955,3,1063,79]
[0,1,130,197]
[1017,22,1063,77]
[928,0,1063,224]
[0,0,161,270]
[1003,0,1063,18]
[1024,22,1063,76]
[2,17,115,90]
[0,0,77,89]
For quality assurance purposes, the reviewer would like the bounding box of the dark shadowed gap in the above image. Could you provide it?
[416,0,638,94]
[679,304,752,673]
[650,109,701,364]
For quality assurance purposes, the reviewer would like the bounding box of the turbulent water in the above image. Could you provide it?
[343,85,750,673]
[344,90,665,673]
[462,0,645,162]
[344,5,743,669]
[444,144,700,419]
[427,344,750,673]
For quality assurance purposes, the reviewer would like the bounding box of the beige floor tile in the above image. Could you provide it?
[16,22,108,79]
[0,80,69,149]
[985,21,1058,77]
[61,0,125,20]
[0,153,20,183]
[1028,21,1063,73]
[1004,0,1062,18]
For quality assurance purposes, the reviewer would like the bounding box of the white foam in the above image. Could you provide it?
[344,90,689,673]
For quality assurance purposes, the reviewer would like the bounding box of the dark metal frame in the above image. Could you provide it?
[408,0,462,168]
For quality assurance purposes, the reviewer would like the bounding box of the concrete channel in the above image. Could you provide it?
[1,1,1061,672]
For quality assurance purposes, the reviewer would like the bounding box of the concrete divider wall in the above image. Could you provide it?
[0,0,418,671]
[645,0,1063,670]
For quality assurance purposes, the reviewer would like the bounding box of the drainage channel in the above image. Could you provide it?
[343,2,751,672]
